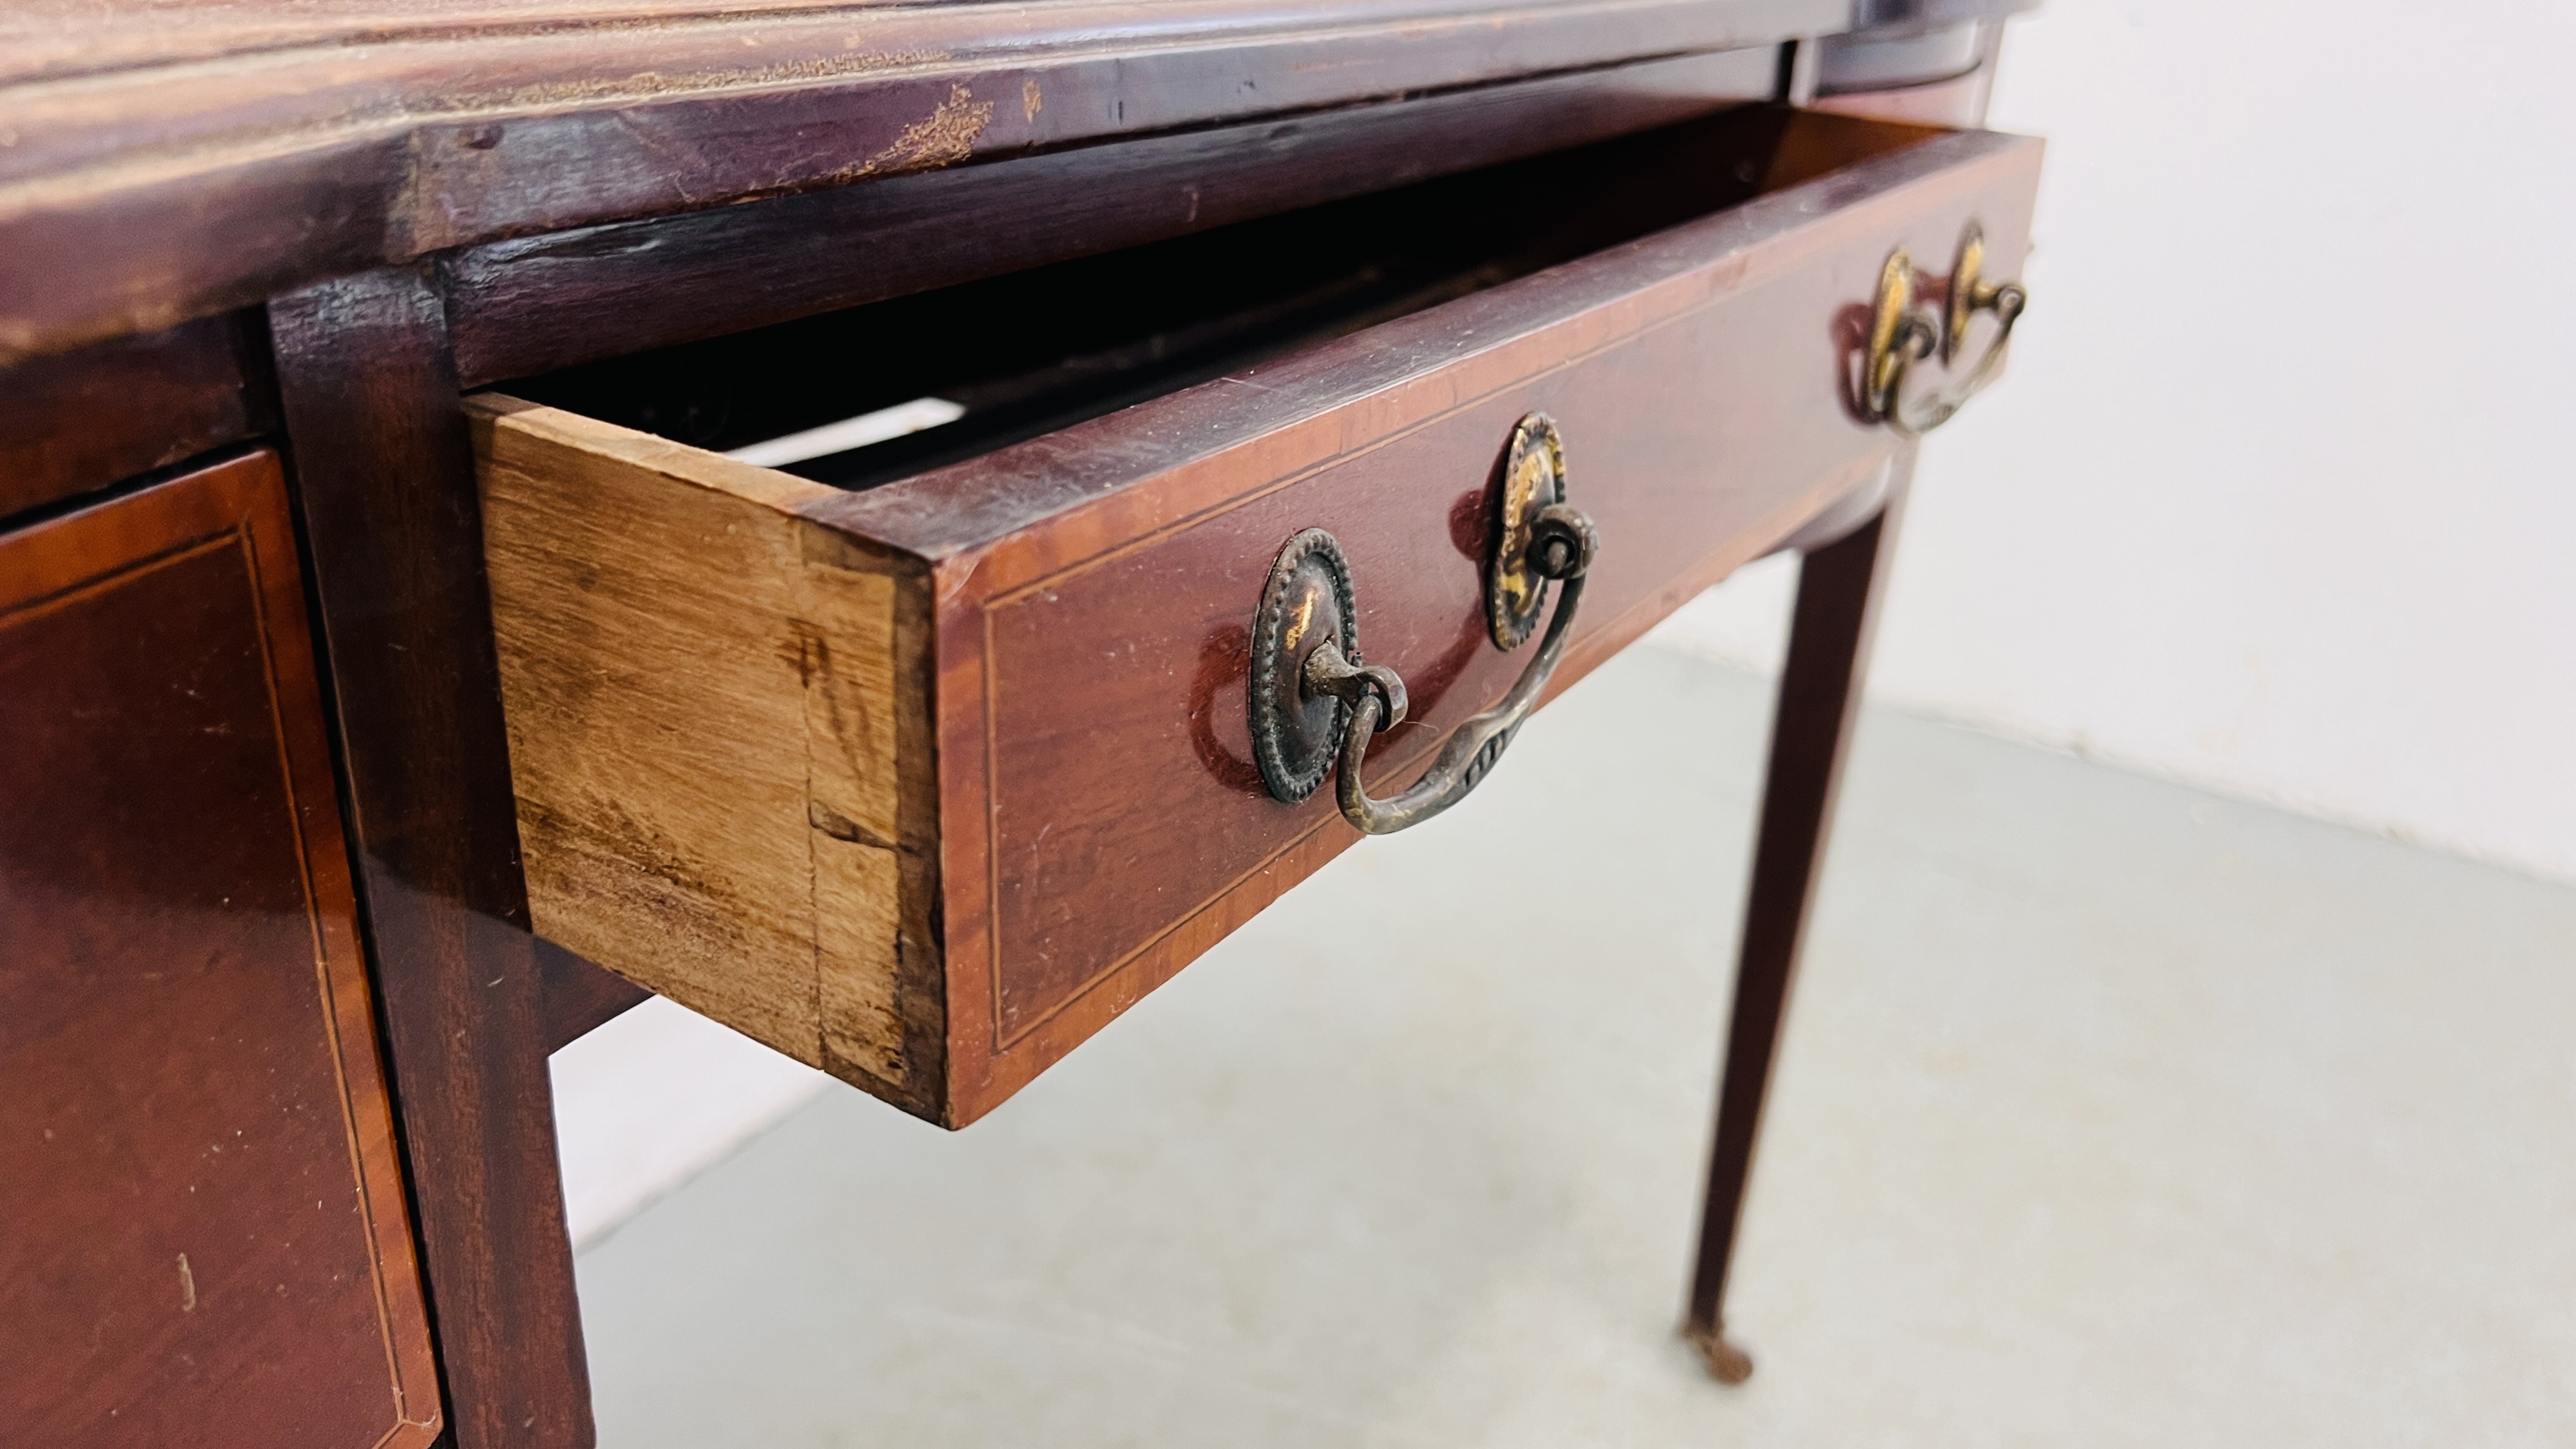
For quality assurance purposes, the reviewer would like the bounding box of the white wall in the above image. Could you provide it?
[552,998,827,1247]
[1652,0,2576,883]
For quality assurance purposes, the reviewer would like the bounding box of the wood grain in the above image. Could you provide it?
[0,310,273,521]
[539,937,652,1053]
[270,268,592,1449]
[0,450,440,1449]
[474,114,2039,1126]
[473,399,943,1114]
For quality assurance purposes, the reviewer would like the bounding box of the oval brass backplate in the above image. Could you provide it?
[1250,527,1362,803]
[1488,413,1568,649]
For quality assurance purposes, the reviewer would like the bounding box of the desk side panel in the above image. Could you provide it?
[0,451,441,1449]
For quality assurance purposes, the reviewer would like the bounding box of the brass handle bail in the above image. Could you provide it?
[1862,222,2027,437]
[1248,415,1597,835]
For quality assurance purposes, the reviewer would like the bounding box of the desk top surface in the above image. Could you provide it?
[0,0,2018,362]
[2,0,2021,86]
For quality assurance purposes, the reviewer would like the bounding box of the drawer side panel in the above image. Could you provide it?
[473,403,932,1107]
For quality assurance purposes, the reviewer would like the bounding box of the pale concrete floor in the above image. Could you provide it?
[568,647,2576,1447]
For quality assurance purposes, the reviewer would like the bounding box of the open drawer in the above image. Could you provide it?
[472,107,2041,1126]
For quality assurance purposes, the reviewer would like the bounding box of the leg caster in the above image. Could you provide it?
[1684,1322,1756,1384]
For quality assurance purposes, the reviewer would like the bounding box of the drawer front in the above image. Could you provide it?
[0,453,441,1446]
[475,114,2041,1125]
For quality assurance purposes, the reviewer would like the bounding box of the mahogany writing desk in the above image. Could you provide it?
[0,4,2039,1443]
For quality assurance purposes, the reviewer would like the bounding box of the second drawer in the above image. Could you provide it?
[473,107,2041,1125]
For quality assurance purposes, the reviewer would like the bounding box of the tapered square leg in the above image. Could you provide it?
[272,268,595,1448]
[1684,448,1913,1383]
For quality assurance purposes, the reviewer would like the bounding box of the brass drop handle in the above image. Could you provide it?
[1862,222,2027,437]
[1249,414,1598,835]
[1308,502,1593,834]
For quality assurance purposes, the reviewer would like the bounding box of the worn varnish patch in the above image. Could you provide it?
[843,82,995,179]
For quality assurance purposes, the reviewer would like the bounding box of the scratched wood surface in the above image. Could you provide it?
[0,0,1886,364]
[0,451,441,1448]
[443,45,1782,386]
[473,113,2039,1124]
